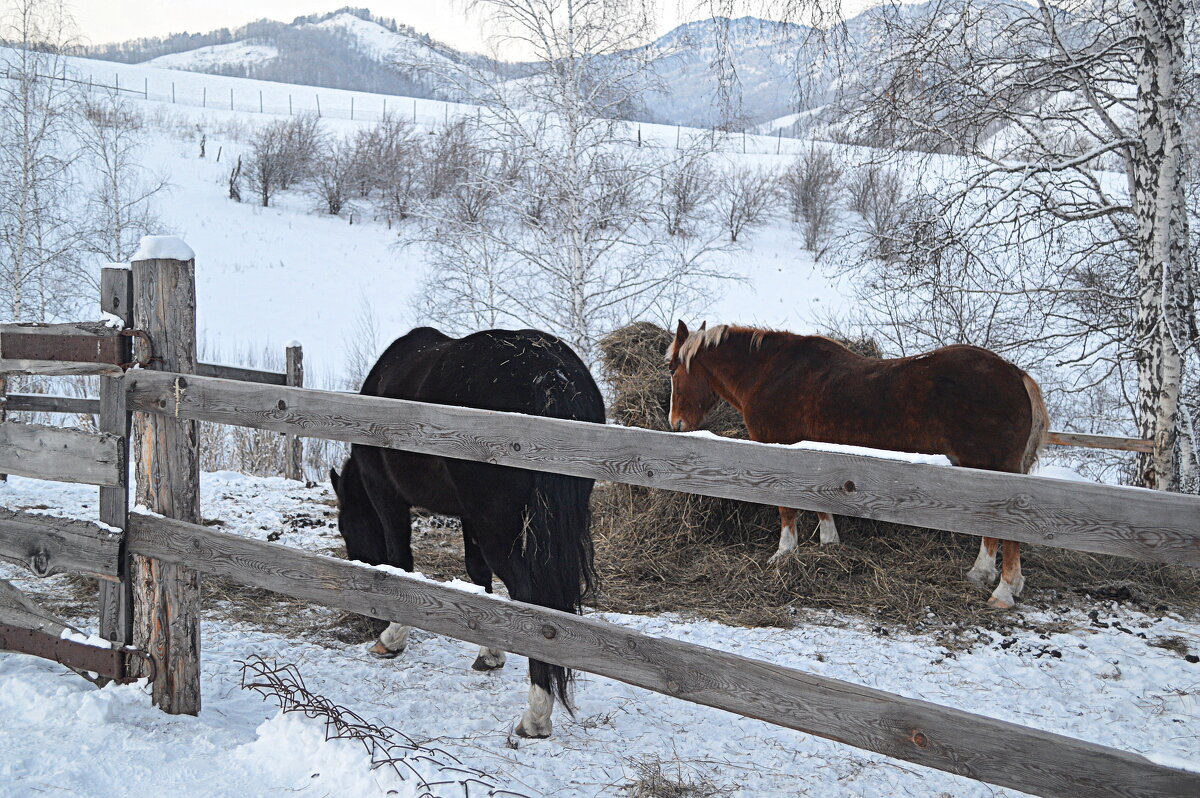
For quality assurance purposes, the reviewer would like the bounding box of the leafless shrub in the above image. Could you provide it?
[780,145,843,253]
[243,114,324,207]
[310,135,361,216]
[420,118,482,200]
[714,164,777,242]
[358,113,421,224]
[847,164,908,262]
[656,152,716,237]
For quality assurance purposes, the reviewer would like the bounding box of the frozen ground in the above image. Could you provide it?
[2,472,1198,797]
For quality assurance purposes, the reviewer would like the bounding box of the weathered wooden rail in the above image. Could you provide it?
[1,248,1198,798]
[125,369,1200,567]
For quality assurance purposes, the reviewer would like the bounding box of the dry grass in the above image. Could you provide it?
[592,323,1200,643]
[625,757,735,798]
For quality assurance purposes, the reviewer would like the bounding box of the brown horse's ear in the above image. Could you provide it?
[699,320,707,331]
[675,319,689,341]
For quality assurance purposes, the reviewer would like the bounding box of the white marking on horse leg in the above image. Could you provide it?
[472,646,506,671]
[987,578,1017,610]
[514,684,554,739]
[767,524,798,563]
[817,513,840,545]
[369,623,410,659]
[966,539,998,585]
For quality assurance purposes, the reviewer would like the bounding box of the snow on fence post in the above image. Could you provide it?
[129,236,202,715]
[284,343,304,481]
[98,266,134,646]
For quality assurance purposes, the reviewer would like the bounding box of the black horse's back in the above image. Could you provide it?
[333,327,604,717]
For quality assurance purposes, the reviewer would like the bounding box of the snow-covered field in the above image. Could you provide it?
[50,52,850,381]
[2,472,1198,797]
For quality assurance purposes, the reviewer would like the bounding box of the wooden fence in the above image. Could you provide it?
[1,251,1199,798]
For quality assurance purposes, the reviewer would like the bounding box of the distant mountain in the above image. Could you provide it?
[75,3,1022,129]
[75,7,480,101]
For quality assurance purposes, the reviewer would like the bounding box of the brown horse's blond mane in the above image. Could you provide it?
[667,324,776,371]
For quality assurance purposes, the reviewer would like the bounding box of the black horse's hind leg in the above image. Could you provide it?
[481,544,556,738]
[360,465,416,659]
[463,523,507,672]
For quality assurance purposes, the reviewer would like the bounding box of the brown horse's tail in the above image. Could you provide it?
[1020,373,1050,475]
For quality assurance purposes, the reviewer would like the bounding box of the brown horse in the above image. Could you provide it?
[665,321,1049,608]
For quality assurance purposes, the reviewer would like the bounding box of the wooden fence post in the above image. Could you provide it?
[98,267,133,645]
[0,375,7,481]
[284,343,303,481]
[130,242,202,715]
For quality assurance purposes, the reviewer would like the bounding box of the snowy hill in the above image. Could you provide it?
[81,8,474,101]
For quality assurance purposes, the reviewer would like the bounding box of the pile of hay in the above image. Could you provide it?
[591,322,1199,638]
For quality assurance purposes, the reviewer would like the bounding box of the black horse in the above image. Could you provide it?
[330,327,605,738]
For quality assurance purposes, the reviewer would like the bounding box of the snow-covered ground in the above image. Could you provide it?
[2,472,1198,797]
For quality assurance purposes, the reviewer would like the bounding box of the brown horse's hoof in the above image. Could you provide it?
[471,655,504,672]
[986,595,1015,610]
[514,721,550,739]
[369,641,403,659]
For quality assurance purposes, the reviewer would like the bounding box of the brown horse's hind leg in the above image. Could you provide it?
[987,540,1025,609]
[966,537,1000,586]
[816,512,840,545]
[768,507,799,562]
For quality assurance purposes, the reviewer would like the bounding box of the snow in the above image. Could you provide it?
[680,430,954,465]
[148,42,279,71]
[131,235,195,262]
[3,472,1199,797]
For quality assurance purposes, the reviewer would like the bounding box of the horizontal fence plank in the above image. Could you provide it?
[195,361,286,386]
[0,321,126,376]
[125,371,1200,568]
[0,508,120,580]
[0,421,123,486]
[1,394,99,415]
[126,511,1200,798]
[1047,431,1154,454]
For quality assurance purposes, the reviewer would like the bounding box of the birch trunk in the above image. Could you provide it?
[1132,0,1191,491]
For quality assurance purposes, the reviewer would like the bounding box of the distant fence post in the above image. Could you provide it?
[98,266,133,645]
[130,242,202,715]
[284,343,304,481]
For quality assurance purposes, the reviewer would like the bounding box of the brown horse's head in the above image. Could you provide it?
[666,320,718,432]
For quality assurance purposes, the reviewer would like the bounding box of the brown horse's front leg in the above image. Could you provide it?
[816,512,840,545]
[768,507,799,562]
[987,540,1025,609]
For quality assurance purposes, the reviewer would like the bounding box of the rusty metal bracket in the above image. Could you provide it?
[0,621,155,684]
[120,329,159,370]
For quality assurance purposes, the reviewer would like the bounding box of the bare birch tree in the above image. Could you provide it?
[0,0,80,321]
[409,1,733,364]
[76,90,166,286]
[719,0,1198,490]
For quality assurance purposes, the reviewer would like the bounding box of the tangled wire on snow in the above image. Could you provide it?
[238,656,530,798]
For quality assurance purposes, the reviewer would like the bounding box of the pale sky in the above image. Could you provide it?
[70,1,876,54]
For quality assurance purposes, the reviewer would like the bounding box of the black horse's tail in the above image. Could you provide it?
[524,469,596,712]
[523,365,601,714]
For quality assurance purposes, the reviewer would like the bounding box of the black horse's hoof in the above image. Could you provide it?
[514,721,550,739]
[471,655,505,672]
